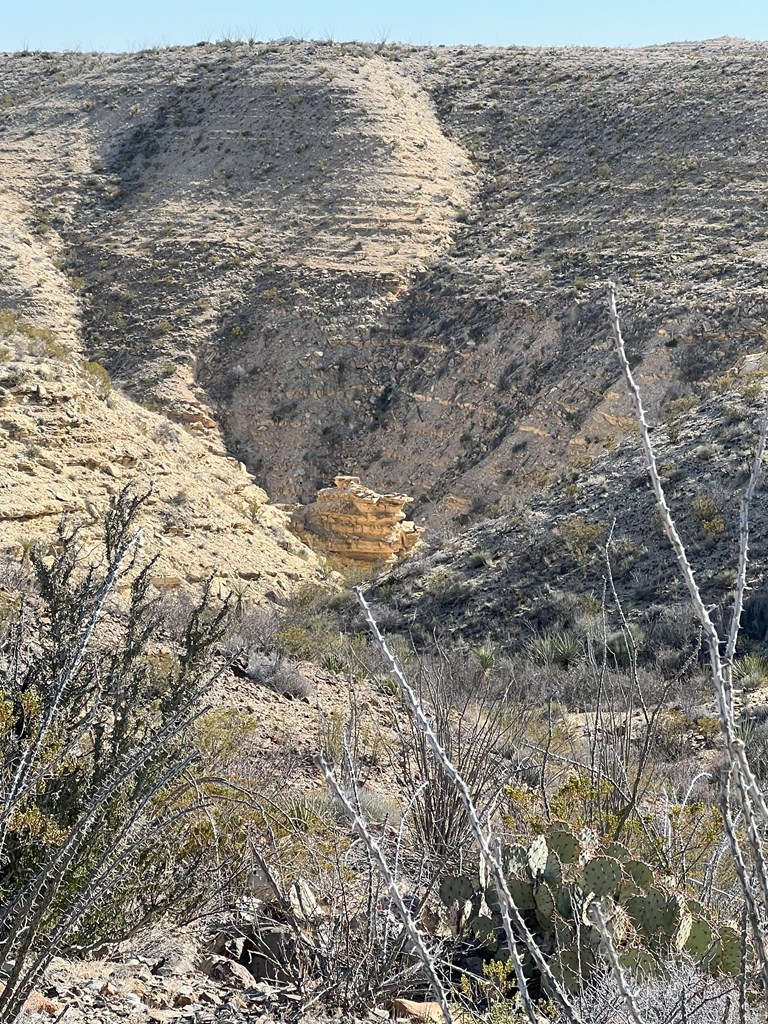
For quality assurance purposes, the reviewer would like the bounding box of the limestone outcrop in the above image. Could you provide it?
[290,476,423,567]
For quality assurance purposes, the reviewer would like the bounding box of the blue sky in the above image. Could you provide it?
[2,1,766,52]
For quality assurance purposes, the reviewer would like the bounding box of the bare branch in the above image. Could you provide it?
[318,753,455,1024]
[355,587,581,1024]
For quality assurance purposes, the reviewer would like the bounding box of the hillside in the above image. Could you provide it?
[1,36,767,607]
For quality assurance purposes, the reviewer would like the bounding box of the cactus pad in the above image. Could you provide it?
[439,874,474,907]
[625,892,658,938]
[580,856,622,898]
[619,948,659,978]
[685,918,713,957]
[528,835,549,879]
[673,911,693,952]
[657,892,685,939]
[547,948,595,995]
[624,859,653,891]
[543,849,563,888]
[625,887,685,941]
[469,914,496,946]
[535,883,556,924]
[617,882,640,904]
[556,885,574,920]
[508,877,537,911]
[554,917,575,947]
[609,903,630,945]
[547,826,581,865]
[502,843,529,878]
[711,926,742,976]
[603,842,631,862]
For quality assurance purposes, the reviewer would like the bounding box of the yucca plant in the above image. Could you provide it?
[528,631,584,669]
[733,653,768,691]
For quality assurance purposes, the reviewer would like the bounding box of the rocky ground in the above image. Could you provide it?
[372,351,768,645]
[19,919,383,1023]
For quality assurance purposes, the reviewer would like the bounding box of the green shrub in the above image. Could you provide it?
[82,359,112,396]
[0,490,228,1019]
[734,654,768,691]
[559,516,609,567]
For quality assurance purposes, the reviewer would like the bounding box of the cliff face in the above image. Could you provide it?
[291,476,422,567]
[2,37,768,589]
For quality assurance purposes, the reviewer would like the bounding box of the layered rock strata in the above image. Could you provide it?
[291,476,422,567]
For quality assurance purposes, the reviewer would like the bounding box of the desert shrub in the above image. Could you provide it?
[649,708,698,761]
[742,590,768,643]
[320,649,347,673]
[393,659,533,861]
[275,616,338,659]
[604,623,644,667]
[733,653,768,691]
[82,358,112,396]
[643,601,699,651]
[550,962,763,1023]
[0,490,229,1020]
[423,566,472,603]
[222,601,280,655]
[323,786,402,826]
[666,393,699,419]
[264,582,366,663]
[249,819,431,1013]
[244,652,315,699]
[738,709,768,781]
[558,515,609,567]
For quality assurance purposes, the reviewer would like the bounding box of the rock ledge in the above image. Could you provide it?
[291,476,422,567]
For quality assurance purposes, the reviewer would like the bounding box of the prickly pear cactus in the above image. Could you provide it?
[543,848,563,889]
[619,947,659,978]
[624,859,654,891]
[657,891,685,939]
[439,874,474,906]
[500,843,529,881]
[437,826,731,996]
[555,885,573,920]
[527,835,549,879]
[673,911,693,953]
[684,918,713,956]
[625,887,669,939]
[469,914,496,947]
[486,876,537,913]
[580,856,622,898]
[535,883,556,926]
[547,825,581,864]
[603,841,632,862]
[508,877,536,911]
[547,947,597,995]
[706,925,742,976]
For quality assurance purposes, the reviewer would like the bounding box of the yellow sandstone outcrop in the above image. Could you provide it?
[291,476,423,567]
